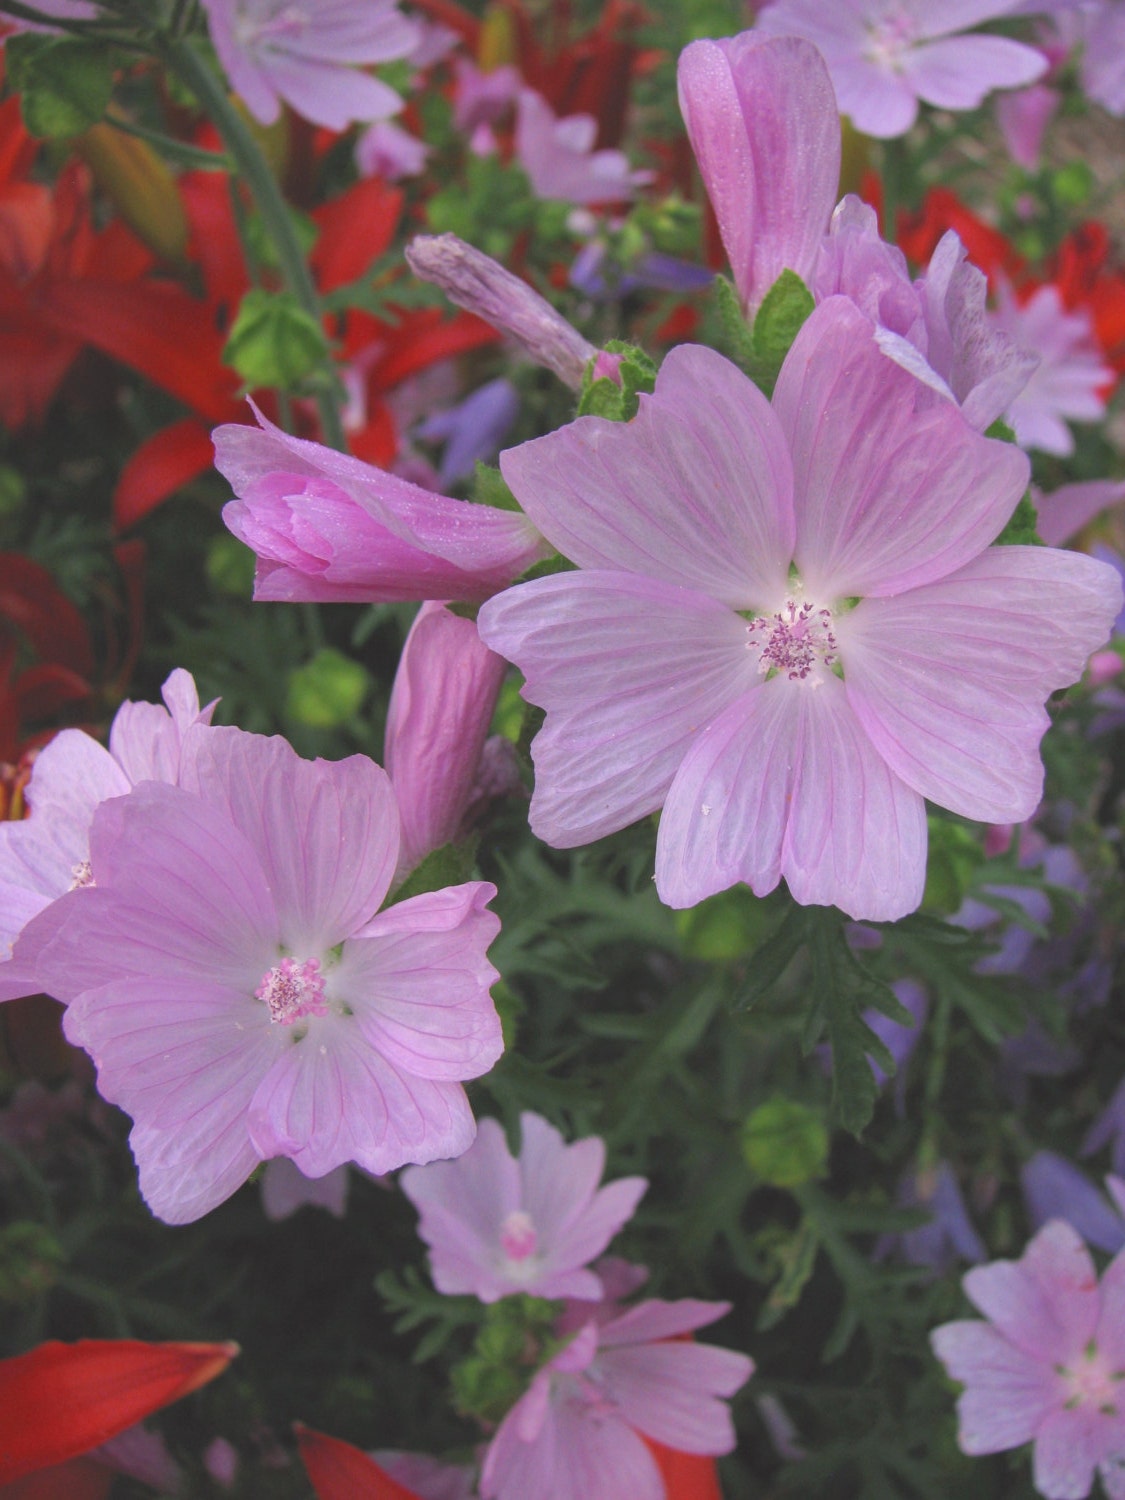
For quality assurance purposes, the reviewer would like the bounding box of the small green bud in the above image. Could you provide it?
[286,648,369,728]
[742,1099,829,1187]
[223,289,328,391]
[205,534,257,597]
[0,465,26,518]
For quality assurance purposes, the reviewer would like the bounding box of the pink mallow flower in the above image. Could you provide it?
[931,1220,1125,1499]
[199,0,418,131]
[400,1112,647,1303]
[479,1295,752,1500]
[385,602,508,885]
[756,0,1047,139]
[514,89,652,207]
[0,669,215,1001]
[477,297,1122,922]
[34,726,504,1224]
[216,402,550,604]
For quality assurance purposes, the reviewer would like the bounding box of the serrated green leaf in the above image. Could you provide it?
[711,273,758,378]
[757,1218,820,1330]
[993,492,1044,547]
[731,899,808,1008]
[8,35,114,139]
[753,269,815,365]
[471,462,521,512]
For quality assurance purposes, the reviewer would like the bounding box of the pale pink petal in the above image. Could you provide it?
[261,1157,348,1220]
[262,55,403,130]
[477,571,756,847]
[1095,1247,1125,1369]
[130,1115,263,1226]
[962,1221,1100,1364]
[930,1321,1061,1453]
[598,1341,752,1454]
[481,1389,662,1500]
[840,547,1121,821]
[904,36,1047,110]
[108,668,216,785]
[772,297,1029,599]
[677,33,840,311]
[1034,481,1125,548]
[180,727,399,953]
[1033,1406,1105,1500]
[248,1014,477,1177]
[498,344,794,608]
[600,1299,734,1348]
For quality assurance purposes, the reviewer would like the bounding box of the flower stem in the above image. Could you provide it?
[157,34,346,450]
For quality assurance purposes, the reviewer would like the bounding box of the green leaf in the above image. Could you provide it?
[731,898,808,1008]
[993,492,1044,547]
[223,288,328,390]
[576,340,657,421]
[285,647,368,728]
[471,462,521,512]
[388,839,480,906]
[7,35,114,139]
[757,1218,820,1330]
[711,273,757,377]
[751,269,815,392]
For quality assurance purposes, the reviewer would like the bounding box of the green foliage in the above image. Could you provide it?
[390,840,481,907]
[7,34,114,138]
[223,288,329,390]
[742,1100,829,1187]
[285,647,369,729]
[449,1297,562,1425]
[576,341,658,420]
[711,269,815,394]
[471,462,521,513]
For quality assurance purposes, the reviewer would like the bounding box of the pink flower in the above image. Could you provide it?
[996,82,1060,168]
[0,670,215,1001]
[199,0,418,131]
[400,1112,647,1303]
[514,90,652,206]
[35,727,504,1224]
[479,1297,753,1500]
[453,57,520,135]
[477,298,1121,921]
[677,32,841,315]
[931,1220,1125,1499]
[756,0,1047,139]
[216,402,550,604]
[991,281,1114,456]
[385,603,508,884]
[355,120,430,181]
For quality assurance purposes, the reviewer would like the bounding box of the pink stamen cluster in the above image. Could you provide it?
[255,956,328,1026]
[746,600,838,681]
[498,1209,538,1263]
[68,860,95,891]
[1062,1343,1125,1416]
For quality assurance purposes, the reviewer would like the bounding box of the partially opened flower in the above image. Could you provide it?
[479,1298,752,1500]
[400,1112,647,1302]
[478,298,1121,921]
[756,0,1047,139]
[514,89,652,206]
[36,727,504,1223]
[931,1220,1125,1499]
[199,0,419,131]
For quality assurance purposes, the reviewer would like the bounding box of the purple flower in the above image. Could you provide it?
[866,977,928,1102]
[199,0,418,131]
[415,378,520,488]
[992,281,1113,455]
[453,57,520,135]
[480,1297,752,1500]
[35,727,504,1224]
[477,298,1120,921]
[216,402,550,604]
[996,82,1060,167]
[400,1112,647,1303]
[756,0,1047,139]
[514,89,652,206]
[355,120,430,181]
[0,670,215,1001]
[1022,1152,1125,1255]
[931,1220,1125,1499]
[677,32,841,314]
[385,603,508,883]
[878,1160,987,1275]
[1085,1081,1125,1180]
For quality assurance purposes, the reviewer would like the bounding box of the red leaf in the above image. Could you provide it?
[0,553,93,678]
[0,1456,112,1500]
[295,1424,424,1500]
[113,418,217,530]
[311,179,403,295]
[647,1441,724,1500]
[0,1339,238,1484]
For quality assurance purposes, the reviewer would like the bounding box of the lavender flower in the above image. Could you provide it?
[415,378,520,488]
[400,1112,647,1303]
[932,1220,1125,1499]
[35,727,504,1223]
[478,299,1120,921]
[355,120,430,181]
[1022,1152,1125,1254]
[880,1161,987,1275]
[756,0,1047,139]
[514,89,652,206]
[199,0,419,131]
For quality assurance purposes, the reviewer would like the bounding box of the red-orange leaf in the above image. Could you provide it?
[0,1339,238,1485]
[647,1440,724,1500]
[295,1424,424,1500]
[113,418,218,531]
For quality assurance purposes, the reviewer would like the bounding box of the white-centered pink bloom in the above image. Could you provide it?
[0,670,215,1001]
[477,297,1122,922]
[34,727,504,1224]
[400,1112,647,1303]
[199,0,419,131]
[931,1220,1125,1499]
[514,89,652,206]
[991,281,1114,455]
[216,402,550,604]
[756,0,1047,138]
[480,1297,752,1500]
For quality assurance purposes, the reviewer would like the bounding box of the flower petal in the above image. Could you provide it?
[929,1321,1060,1454]
[962,1220,1099,1366]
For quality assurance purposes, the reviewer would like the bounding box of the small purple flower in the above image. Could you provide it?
[480,1296,753,1500]
[879,1160,987,1275]
[355,120,430,181]
[400,1111,647,1303]
[931,1220,1125,1499]
[199,0,419,131]
[415,378,520,488]
[1022,1152,1125,1255]
[385,602,508,883]
[36,727,504,1223]
[216,401,550,604]
[756,0,1047,139]
[514,89,652,206]
[478,299,1120,921]
[1084,1080,1125,1180]
[996,82,1060,167]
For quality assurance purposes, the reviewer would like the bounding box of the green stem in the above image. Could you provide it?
[158,34,346,449]
[104,110,230,170]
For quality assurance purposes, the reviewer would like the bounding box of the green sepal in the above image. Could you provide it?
[577,341,657,422]
[994,492,1044,547]
[711,273,758,378]
[750,268,815,389]
[7,34,115,139]
[471,462,522,512]
[387,839,480,906]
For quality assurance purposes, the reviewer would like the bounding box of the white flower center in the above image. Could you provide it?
[1061,1343,1125,1416]
[746,598,838,683]
[864,8,917,72]
[256,956,328,1026]
[499,1209,538,1263]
